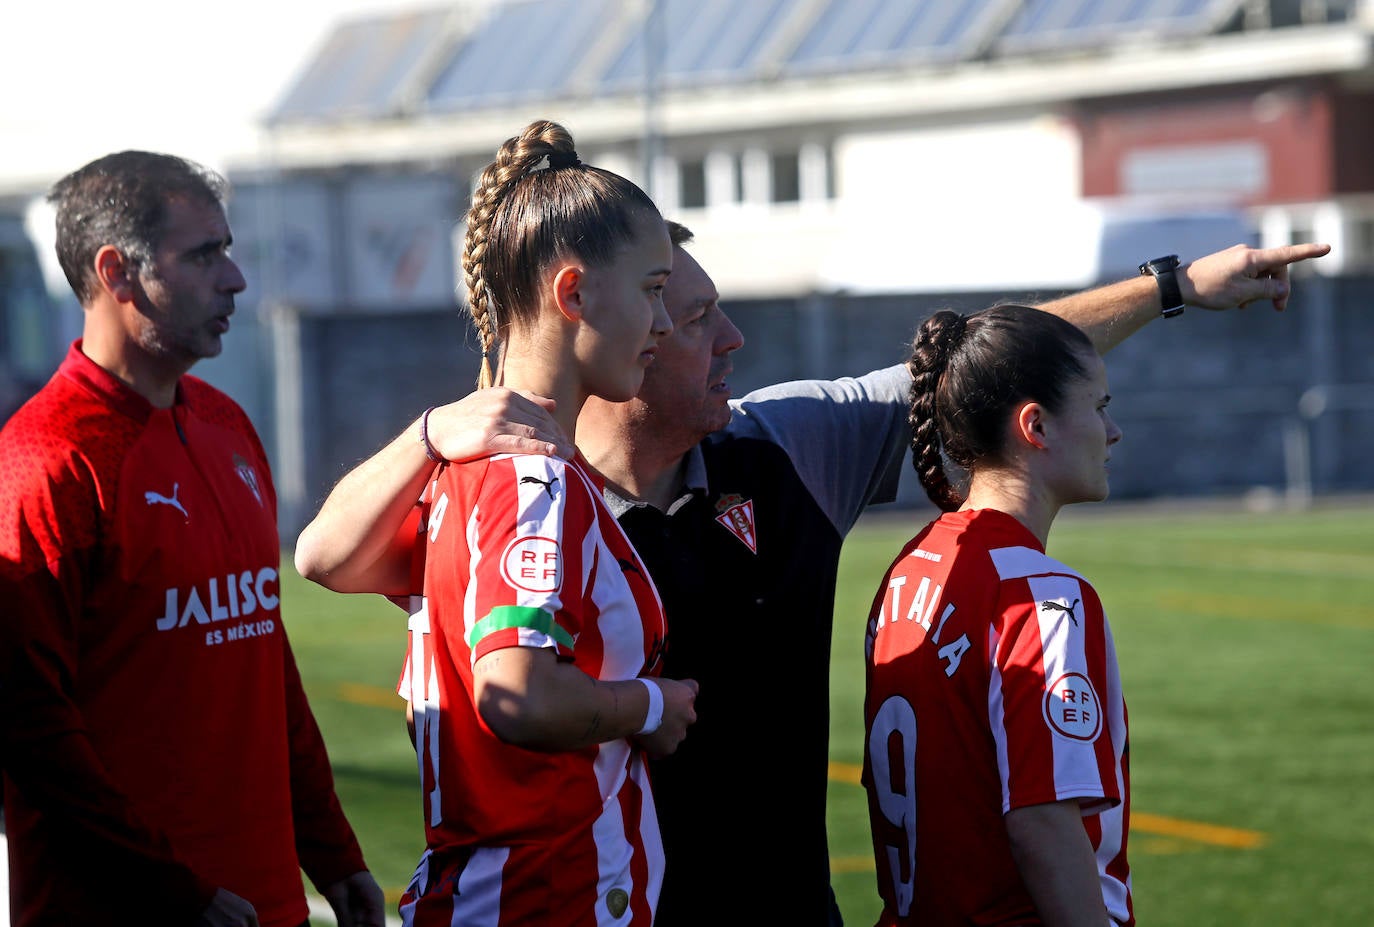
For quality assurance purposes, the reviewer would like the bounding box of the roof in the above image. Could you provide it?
[267,0,1347,126]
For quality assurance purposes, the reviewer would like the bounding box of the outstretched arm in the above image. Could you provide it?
[294,389,572,596]
[1039,242,1331,354]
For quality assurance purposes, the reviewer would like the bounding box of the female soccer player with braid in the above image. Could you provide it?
[863,304,1132,927]
[398,120,699,926]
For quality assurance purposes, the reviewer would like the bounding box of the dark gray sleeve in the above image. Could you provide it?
[725,364,912,535]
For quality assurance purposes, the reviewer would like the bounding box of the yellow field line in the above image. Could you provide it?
[829,760,863,785]
[828,761,1266,849]
[1063,540,1374,579]
[1154,590,1374,629]
[1131,812,1266,848]
[335,681,403,709]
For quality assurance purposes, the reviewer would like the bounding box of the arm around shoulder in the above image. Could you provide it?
[294,389,572,596]
[292,408,435,596]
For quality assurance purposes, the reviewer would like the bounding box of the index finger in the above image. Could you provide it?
[1253,242,1331,269]
[1253,242,1329,313]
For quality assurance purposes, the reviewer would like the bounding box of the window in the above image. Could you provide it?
[680,159,706,209]
[678,143,834,209]
[771,151,801,203]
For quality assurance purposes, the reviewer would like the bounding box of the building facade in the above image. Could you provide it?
[223,0,1374,532]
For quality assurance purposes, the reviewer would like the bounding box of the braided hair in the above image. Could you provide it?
[461,119,660,388]
[906,303,1095,512]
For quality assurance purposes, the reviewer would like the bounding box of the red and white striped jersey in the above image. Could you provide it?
[863,508,1132,927]
[401,452,668,927]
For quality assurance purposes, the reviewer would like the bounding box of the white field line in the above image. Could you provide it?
[308,894,405,927]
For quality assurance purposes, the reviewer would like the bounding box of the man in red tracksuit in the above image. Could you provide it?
[0,150,384,927]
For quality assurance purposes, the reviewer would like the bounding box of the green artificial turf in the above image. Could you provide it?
[281,499,1374,923]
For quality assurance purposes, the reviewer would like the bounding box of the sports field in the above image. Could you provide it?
[285,499,1374,925]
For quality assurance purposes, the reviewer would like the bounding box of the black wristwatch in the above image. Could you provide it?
[1139,254,1186,318]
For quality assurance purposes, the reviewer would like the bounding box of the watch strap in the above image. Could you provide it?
[1139,254,1185,318]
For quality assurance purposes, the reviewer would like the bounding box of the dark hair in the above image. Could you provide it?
[907,303,1095,512]
[666,220,694,248]
[47,150,228,305]
[461,119,661,388]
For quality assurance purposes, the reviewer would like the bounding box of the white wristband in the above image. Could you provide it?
[634,678,663,736]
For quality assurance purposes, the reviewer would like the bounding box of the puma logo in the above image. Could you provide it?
[617,558,644,578]
[519,475,558,499]
[1041,598,1080,626]
[145,483,188,520]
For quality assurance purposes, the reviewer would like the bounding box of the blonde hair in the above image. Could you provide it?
[462,119,660,388]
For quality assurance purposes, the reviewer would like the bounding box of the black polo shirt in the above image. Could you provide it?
[606,366,911,926]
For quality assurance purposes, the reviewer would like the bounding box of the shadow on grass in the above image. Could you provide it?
[330,761,418,788]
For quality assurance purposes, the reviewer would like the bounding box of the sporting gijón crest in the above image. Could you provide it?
[714,493,757,554]
[233,453,264,506]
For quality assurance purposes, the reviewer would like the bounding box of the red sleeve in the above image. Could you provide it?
[462,457,586,662]
[994,573,1119,813]
[280,633,369,890]
[0,522,215,923]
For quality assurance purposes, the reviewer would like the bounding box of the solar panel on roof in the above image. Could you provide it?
[784,0,1010,74]
[789,0,887,63]
[427,0,616,108]
[928,1,1002,47]
[904,3,966,48]
[862,0,930,53]
[270,10,451,123]
[998,0,1243,52]
[1029,0,1090,32]
[691,0,794,75]
[269,0,1259,123]
[868,0,998,58]
[597,0,801,92]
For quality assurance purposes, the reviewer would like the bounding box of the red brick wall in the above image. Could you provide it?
[1076,82,1338,204]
